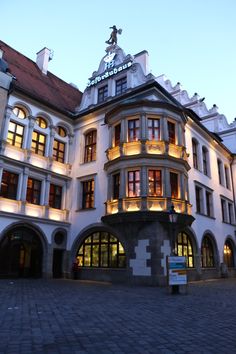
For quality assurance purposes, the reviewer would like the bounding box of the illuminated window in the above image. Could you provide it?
[148,118,160,140]
[53,139,65,163]
[128,170,140,197]
[0,170,18,200]
[84,130,96,163]
[116,77,127,95]
[175,232,194,268]
[170,172,178,198]
[192,139,199,169]
[114,124,121,146]
[77,232,126,268]
[201,235,215,268]
[82,179,94,209]
[57,126,67,137]
[98,85,108,103]
[13,106,26,119]
[31,131,46,156]
[224,240,234,268]
[26,178,41,205]
[112,173,120,200]
[202,146,209,176]
[168,121,175,144]
[49,184,62,209]
[128,119,140,142]
[36,117,47,129]
[148,170,162,196]
[7,121,24,148]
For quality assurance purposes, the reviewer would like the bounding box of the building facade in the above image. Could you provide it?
[0,39,235,285]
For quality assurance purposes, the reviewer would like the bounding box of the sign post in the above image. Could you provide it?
[167,256,187,294]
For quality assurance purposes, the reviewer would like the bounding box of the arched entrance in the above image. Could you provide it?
[0,226,43,278]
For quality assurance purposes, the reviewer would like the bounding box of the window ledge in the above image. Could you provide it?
[76,207,96,212]
[195,212,215,220]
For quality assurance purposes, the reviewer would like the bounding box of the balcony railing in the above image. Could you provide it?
[105,197,192,215]
[106,140,189,161]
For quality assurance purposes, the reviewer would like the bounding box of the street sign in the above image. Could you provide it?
[167,256,187,286]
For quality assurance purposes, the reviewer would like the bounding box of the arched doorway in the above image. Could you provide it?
[175,232,194,268]
[0,226,43,278]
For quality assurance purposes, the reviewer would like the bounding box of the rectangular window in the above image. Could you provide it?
[228,203,234,224]
[217,159,223,185]
[195,186,202,213]
[31,131,46,156]
[224,166,230,189]
[168,121,175,144]
[148,170,162,196]
[84,130,96,163]
[26,178,41,205]
[116,77,127,95]
[170,172,178,198]
[49,184,62,209]
[192,140,198,169]
[53,139,65,163]
[221,199,227,222]
[128,171,140,197]
[113,173,120,199]
[205,190,212,217]
[98,85,108,103]
[128,119,140,142]
[7,121,24,148]
[0,170,18,200]
[82,180,94,209]
[148,118,160,141]
[202,148,208,175]
[114,124,121,147]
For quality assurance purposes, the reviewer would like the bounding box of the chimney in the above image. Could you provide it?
[36,47,53,75]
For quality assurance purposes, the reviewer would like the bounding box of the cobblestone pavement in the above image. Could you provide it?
[0,278,236,354]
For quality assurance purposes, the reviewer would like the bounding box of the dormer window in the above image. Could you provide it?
[116,77,127,95]
[98,85,108,103]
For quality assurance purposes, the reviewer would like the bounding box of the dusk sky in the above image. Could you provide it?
[2,0,236,122]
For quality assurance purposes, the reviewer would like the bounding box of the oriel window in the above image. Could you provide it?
[128,119,140,142]
[148,118,160,141]
[84,130,96,163]
[0,170,18,200]
[7,121,24,148]
[49,184,62,209]
[168,121,175,144]
[26,178,41,205]
[170,172,178,198]
[128,171,140,197]
[82,180,94,209]
[114,124,121,147]
[112,173,120,200]
[148,170,162,196]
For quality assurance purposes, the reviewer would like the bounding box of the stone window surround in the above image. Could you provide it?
[194,181,214,218]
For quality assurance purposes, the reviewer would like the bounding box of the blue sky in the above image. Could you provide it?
[2,0,236,122]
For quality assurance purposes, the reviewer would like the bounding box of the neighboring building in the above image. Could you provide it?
[0,39,235,285]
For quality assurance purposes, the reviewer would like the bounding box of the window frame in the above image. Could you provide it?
[7,120,25,148]
[98,85,108,103]
[84,130,97,163]
[201,235,215,268]
[49,184,62,209]
[0,170,19,200]
[53,138,65,163]
[82,179,95,209]
[115,77,127,95]
[148,169,162,197]
[128,170,140,197]
[192,139,199,170]
[112,173,120,200]
[175,232,194,268]
[168,121,176,144]
[26,177,41,205]
[147,118,160,141]
[128,119,140,142]
[170,172,179,199]
[31,130,46,156]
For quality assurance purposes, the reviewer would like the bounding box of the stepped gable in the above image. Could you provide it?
[0,40,82,115]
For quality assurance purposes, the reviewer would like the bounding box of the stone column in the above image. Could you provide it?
[25,115,35,150]
[48,125,56,158]
[67,134,74,165]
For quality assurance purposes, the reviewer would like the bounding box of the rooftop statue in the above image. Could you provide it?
[105,25,122,45]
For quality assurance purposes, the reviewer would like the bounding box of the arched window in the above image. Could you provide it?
[77,232,126,268]
[13,106,27,119]
[192,139,199,169]
[201,235,215,268]
[57,126,67,137]
[36,117,48,129]
[175,232,194,268]
[224,240,234,268]
[84,130,97,163]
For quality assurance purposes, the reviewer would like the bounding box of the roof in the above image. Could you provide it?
[0,40,82,115]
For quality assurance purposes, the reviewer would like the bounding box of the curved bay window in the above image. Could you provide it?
[175,232,194,268]
[224,240,234,268]
[77,232,126,268]
[201,235,215,268]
